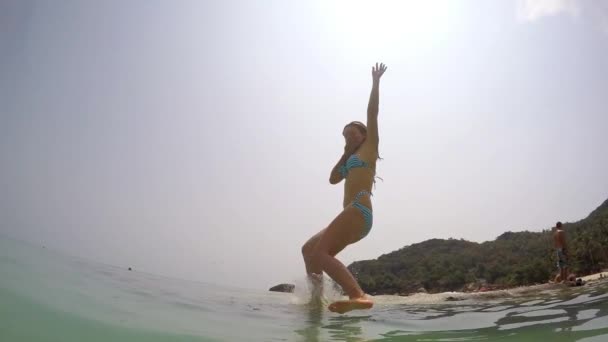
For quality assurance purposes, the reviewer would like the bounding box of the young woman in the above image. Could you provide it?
[301,62,387,314]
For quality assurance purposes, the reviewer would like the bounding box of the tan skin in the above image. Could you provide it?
[553,225,569,283]
[301,63,387,314]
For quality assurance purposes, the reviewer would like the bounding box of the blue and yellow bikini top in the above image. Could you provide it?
[339,154,374,178]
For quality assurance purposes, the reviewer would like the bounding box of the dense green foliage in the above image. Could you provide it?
[349,199,608,294]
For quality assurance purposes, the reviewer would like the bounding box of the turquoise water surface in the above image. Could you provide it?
[2,235,608,341]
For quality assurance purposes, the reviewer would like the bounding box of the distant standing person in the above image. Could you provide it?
[553,222,569,283]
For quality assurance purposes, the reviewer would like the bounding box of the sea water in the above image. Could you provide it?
[2,235,608,342]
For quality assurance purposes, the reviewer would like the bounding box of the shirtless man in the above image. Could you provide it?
[553,222,569,283]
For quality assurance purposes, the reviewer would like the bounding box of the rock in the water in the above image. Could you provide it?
[269,283,295,293]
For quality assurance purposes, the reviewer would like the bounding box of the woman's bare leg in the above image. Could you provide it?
[311,206,373,313]
[302,230,324,275]
[302,230,325,300]
[302,227,350,300]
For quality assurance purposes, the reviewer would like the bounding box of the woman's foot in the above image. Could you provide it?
[328,295,373,314]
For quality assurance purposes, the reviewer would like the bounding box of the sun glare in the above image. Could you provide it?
[316,0,458,61]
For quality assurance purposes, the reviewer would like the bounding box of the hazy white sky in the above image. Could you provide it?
[2,0,608,289]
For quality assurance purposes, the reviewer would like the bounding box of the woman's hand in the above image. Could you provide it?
[372,62,387,82]
[344,142,361,157]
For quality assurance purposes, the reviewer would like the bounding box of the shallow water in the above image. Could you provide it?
[1,235,608,341]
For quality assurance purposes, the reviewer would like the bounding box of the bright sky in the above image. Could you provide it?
[2,0,608,290]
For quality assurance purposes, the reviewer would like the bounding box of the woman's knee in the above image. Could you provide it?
[301,241,311,258]
[303,243,327,265]
[302,230,325,258]
[302,239,317,259]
